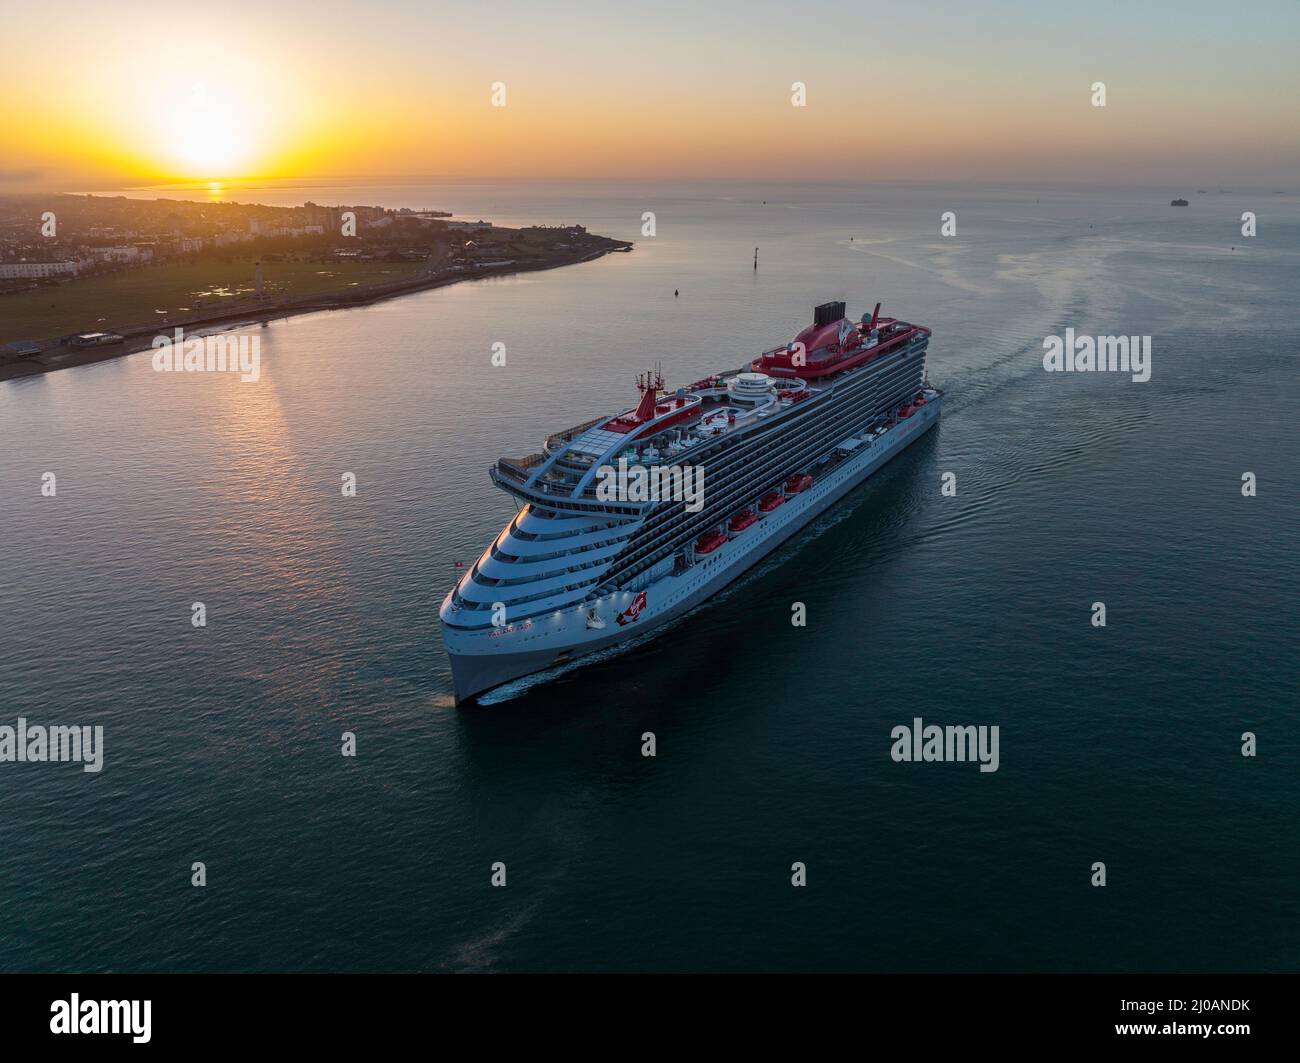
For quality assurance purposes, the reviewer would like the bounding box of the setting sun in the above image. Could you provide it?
[169,84,245,176]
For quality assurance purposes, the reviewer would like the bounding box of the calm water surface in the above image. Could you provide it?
[2,182,1298,971]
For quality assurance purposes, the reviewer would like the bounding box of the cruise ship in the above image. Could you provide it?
[440,301,941,703]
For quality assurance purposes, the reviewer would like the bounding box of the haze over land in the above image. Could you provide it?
[4,0,1298,192]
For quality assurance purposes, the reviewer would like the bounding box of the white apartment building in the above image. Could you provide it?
[0,261,82,279]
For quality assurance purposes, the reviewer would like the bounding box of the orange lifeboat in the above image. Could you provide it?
[695,531,728,555]
[785,473,813,493]
[759,492,786,512]
[729,510,758,532]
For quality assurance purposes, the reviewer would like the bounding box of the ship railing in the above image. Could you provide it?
[494,460,584,494]
[489,465,651,516]
[496,453,548,481]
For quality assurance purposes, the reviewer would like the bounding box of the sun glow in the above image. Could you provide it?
[166,84,249,178]
[3,2,1297,191]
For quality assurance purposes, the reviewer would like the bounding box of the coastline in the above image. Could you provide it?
[0,242,631,382]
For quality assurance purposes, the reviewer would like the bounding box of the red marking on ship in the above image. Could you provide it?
[729,510,758,532]
[754,300,929,380]
[617,591,648,625]
[695,531,728,555]
[603,367,701,435]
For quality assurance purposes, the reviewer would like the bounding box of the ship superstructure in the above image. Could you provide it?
[440,301,941,703]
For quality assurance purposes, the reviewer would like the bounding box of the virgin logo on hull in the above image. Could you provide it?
[617,592,647,625]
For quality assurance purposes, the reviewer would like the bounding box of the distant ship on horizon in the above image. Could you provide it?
[439,301,941,703]
[1171,197,1190,206]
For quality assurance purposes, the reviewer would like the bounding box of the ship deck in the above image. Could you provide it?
[494,307,931,503]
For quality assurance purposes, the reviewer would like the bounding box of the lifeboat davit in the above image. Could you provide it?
[759,491,786,512]
[729,510,758,532]
[695,531,728,555]
[785,473,813,494]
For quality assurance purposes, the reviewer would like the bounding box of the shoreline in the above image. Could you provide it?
[0,242,631,382]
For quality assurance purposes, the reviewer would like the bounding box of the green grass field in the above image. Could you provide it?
[1,257,429,344]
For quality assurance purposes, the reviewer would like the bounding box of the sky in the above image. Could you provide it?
[3,0,1298,191]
